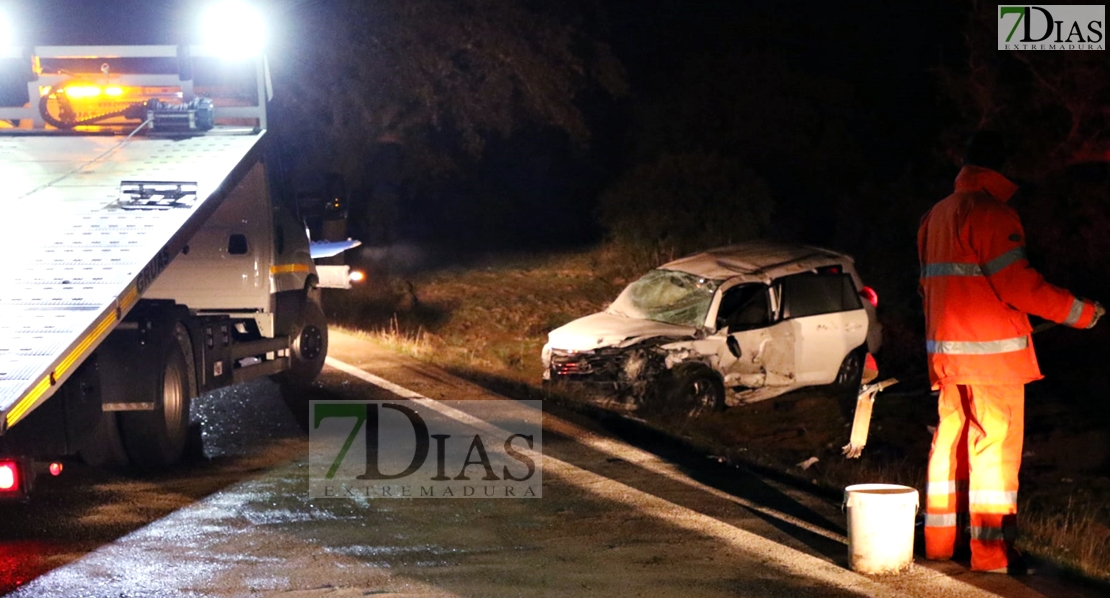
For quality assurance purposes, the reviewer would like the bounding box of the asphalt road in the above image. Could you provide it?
[0,332,1102,597]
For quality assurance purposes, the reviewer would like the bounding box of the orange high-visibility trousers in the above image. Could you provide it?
[925,384,1023,572]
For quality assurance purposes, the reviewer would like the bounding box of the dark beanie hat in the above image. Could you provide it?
[964,130,1008,171]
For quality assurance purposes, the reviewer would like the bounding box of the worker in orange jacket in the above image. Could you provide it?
[917,131,1104,573]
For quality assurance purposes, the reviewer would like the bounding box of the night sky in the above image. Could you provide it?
[604,1,966,171]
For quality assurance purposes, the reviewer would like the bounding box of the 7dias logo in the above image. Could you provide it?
[309,400,543,499]
[998,5,1105,50]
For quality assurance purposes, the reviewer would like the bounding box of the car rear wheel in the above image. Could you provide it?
[829,346,866,414]
[661,363,726,417]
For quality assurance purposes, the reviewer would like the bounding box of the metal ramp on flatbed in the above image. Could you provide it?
[0,132,266,430]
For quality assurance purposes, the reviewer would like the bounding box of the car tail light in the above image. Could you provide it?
[0,461,20,493]
[860,286,879,308]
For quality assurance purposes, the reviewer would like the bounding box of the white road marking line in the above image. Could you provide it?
[327,357,997,598]
[325,356,845,542]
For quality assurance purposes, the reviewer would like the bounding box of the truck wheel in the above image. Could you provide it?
[119,324,194,469]
[287,297,328,384]
[79,411,131,468]
[275,296,328,416]
[657,363,726,417]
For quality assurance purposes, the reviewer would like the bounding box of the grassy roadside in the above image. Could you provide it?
[324,247,1110,582]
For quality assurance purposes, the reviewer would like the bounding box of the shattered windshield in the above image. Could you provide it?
[607,269,720,327]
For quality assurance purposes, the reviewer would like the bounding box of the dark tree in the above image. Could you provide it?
[599,152,773,262]
[271,0,626,183]
[938,1,1110,176]
[597,47,868,254]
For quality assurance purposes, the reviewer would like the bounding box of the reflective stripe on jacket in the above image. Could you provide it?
[917,166,1096,386]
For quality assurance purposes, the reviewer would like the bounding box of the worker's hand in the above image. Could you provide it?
[1088,301,1106,329]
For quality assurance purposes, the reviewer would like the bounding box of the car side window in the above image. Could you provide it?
[716,284,770,332]
[777,272,861,319]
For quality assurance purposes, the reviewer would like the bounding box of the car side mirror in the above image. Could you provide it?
[726,335,741,358]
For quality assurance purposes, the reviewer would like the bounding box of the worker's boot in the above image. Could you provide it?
[982,549,1034,575]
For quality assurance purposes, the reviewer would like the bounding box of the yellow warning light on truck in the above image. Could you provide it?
[41,84,170,101]
[55,85,126,99]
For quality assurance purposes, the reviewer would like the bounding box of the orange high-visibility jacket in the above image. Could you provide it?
[918,166,1096,387]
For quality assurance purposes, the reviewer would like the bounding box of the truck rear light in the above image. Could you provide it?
[859,286,879,308]
[49,462,64,477]
[0,461,20,492]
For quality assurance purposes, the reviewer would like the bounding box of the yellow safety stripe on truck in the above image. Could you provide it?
[120,284,140,313]
[4,284,140,429]
[270,263,310,275]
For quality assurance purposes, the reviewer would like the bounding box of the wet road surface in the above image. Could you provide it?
[0,332,1104,597]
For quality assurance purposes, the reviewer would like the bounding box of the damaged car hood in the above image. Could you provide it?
[547,312,696,351]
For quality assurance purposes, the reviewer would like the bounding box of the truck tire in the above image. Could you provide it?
[287,297,329,384]
[79,411,131,468]
[275,295,328,416]
[119,323,194,469]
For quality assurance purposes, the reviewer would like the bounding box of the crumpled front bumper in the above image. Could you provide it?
[542,344,668,399]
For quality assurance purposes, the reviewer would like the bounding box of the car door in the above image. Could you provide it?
[775,271,869,385]
[715,283,796,387]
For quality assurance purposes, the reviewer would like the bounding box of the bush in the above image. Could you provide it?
[598,152,774,260]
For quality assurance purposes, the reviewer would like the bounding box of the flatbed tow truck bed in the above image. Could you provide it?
[0,130,265,431]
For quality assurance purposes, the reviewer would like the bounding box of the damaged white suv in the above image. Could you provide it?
[541,242,882,413]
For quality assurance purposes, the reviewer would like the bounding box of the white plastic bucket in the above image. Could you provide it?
[844,484,919,575]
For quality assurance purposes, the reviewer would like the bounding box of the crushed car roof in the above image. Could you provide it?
[659,241,853,281]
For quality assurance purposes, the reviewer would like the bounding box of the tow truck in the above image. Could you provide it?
[0,31,354,496]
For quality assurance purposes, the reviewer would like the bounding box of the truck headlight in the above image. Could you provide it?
[199,1,266,59]
[0,8,17,57]
[0,9,11,47]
